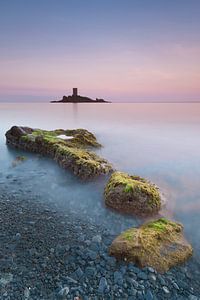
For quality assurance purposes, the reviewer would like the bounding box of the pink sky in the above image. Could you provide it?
[0,1,200,102]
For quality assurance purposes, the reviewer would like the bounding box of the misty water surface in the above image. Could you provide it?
[0,103,200,259]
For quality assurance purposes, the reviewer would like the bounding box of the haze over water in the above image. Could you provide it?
[1,102,200,261]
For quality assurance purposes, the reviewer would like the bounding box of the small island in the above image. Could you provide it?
[51,88,110,103]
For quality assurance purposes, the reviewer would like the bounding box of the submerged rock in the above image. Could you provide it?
[104,171,161,216]
[12,155,27,167]
[109,218,193,273]
[5,126,113,179]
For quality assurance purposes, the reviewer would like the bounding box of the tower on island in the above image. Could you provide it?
[72,88,78,97]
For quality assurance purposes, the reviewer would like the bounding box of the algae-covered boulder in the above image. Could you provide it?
[109,218,193,273]
[104,171,161,216]
[5,126,113,179]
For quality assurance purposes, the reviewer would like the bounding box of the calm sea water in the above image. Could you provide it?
[0,103,200,260]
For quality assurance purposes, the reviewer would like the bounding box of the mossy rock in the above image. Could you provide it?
[104,171,161,216]
[5,126,113,179]
[21,127,101,148]
[54,144,112,179]
[109,218,193,273]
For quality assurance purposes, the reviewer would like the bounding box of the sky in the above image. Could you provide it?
[0,0,200,102]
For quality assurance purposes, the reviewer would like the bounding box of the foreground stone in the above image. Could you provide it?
[5,126,113,179]
[104,171,161,216]
[109,218,193,273]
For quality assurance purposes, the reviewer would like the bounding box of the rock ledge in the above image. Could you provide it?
[5,126,113,179]
[109,218,193,273]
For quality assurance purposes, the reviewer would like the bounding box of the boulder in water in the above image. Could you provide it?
[6,126,113,179]
[104,171,161,216]
[109,218,193,273]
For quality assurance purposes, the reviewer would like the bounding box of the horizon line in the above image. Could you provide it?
[1,100,200,104]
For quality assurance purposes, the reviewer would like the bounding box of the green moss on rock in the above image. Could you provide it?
[109,218,193,273]
[104,171,161,216]
[21,128,101,148]
[54,144,112,178]
[5,126,112,179]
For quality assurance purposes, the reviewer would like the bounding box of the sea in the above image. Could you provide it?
[0,102,200,266]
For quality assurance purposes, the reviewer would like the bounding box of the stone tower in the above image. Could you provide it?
[73,88,78,97]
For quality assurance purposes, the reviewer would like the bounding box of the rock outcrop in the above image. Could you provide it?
[51,95,110,103]
[5,126,113,179]
[109,218,193,273]
[104,172,161,216]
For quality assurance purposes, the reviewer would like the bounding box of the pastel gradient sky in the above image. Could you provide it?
[0,0,200,102]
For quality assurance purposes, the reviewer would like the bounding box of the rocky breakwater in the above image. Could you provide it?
[5,126,113,179]
[104,171,161,216]
[109,218,193,273]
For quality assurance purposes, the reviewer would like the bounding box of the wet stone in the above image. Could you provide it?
[72,267,84,280]
[137,290,144,300]
[92,235,102,244]
[114,271,123,285]
[162,286,170,294]
[0,273,13,286]
[158,274,166,285]
[98,277,109,294]
[87,249,98,260]
[127,278,139,289]
[188,295,199,300]
[172,282,180,290]
[85,267,96,278]
[128,287,137,296]
[58,286,70,297]
[128,264,140,274]
[138,272,148,280]
[145,289,154,300]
